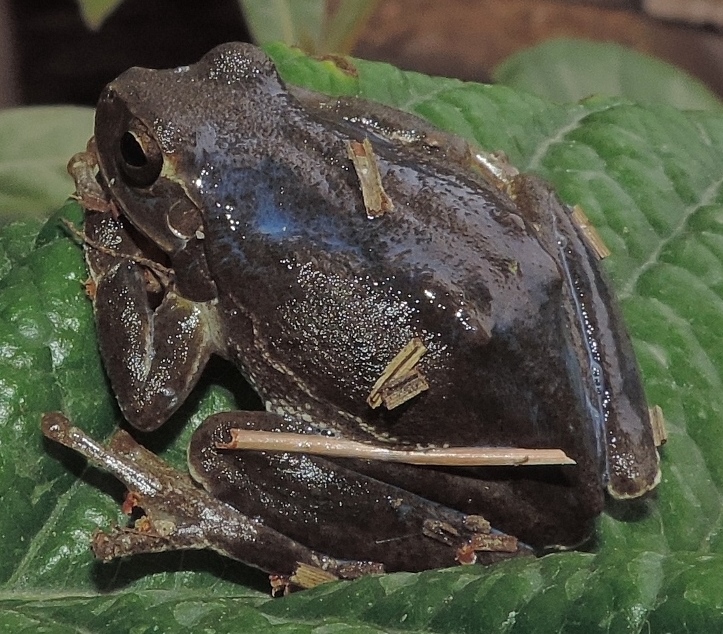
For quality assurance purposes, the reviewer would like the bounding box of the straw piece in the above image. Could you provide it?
[649,404,668,447]
[216,429,576,467]
[346,138,393,218]
[368,337,428,409]
[571,204,611,260]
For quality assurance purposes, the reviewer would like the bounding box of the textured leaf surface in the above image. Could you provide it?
[1,44,722,631]
[494,38,722,111]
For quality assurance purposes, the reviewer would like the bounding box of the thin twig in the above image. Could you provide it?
[216,429,576,467]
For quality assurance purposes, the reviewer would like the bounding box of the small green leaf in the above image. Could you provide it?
[74,0,124,30]
[241,0,379,54]
[494,38,722,111]
[239,0,326,52]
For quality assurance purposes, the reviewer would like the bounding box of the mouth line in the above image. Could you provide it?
[69,136,172,272]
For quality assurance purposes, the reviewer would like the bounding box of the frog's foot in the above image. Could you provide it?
[41,412,384,588]
[421,516,520,565]
[67,138,118,215]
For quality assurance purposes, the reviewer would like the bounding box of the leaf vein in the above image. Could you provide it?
[619,172,723,300]
[5,480,85,589]
[525,103,615,171]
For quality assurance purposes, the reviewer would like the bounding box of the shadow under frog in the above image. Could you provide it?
[46,42,661,584]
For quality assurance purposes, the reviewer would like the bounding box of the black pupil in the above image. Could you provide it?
[120,132,148,168]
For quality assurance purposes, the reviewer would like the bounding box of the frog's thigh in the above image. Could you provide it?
[189,412,527,572]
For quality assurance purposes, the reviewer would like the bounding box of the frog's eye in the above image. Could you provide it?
[116,123,163,188]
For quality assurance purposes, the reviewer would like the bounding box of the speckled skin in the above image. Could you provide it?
[82,43,659,572]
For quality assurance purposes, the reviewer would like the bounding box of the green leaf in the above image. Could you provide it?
[239,0,379,54]
[0,107,93,222]
[74,0,124,30]
[3,44,723,631]
[494,38,723,112]
[239,0,326,52]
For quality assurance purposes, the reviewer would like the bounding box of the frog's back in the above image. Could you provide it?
[197,96,584,449]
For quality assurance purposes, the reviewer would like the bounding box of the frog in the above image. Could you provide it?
[45,42,661,587]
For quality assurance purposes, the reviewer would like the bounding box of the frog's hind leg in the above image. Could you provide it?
[41,412,382,590]
[189,412,531,572]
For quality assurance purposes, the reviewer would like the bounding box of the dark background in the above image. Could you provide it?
[2,0,722,108]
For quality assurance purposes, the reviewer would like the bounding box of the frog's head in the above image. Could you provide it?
[92,42,291,255]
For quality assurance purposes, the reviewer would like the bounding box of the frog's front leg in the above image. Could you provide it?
[189,412,530,572]
[85,213,220,432]
[41,412,383,590]
[93,262,218,430]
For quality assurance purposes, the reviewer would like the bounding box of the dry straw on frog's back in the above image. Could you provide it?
[345,137,394,218]
[367,337,429,409]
